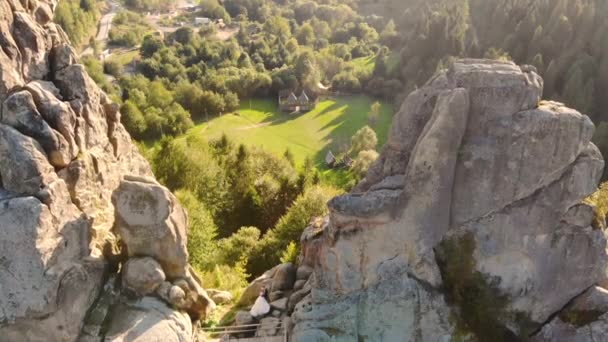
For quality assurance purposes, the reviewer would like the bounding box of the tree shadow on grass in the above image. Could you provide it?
[259,102,344,127]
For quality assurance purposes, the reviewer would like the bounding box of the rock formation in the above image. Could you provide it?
[0,1,213,341]
[278,60,607,341]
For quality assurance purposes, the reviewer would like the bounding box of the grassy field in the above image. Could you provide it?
[107,49,139,68]
[351,55,377,75]
[179,96,394,169]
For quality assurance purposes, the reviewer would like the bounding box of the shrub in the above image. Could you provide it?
[216,227,261,267]
[199,262,249,299]
[246,185,341,277]
[585,182,608,229]
[176,189,218,272]
[351,150,379,179]
[280,241,299,264]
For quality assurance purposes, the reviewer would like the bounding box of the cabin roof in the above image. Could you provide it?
[298,91,309,103]
[287,93,298,104]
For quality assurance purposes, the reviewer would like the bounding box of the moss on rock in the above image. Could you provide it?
[435,232,521,342]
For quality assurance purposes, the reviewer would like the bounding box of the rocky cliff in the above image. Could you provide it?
[0,1,213,341]
[281,60,608,341]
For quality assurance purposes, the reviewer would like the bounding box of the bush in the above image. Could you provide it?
[585,182,608,229]
[280,241,299,264]
[199,263,249,299]
[103,60,123,77]
[176,190,218,272]
[216,227,261,266]
[351,150,379,179]
[349,125,378,156]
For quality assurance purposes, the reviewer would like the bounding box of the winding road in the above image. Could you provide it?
[80,0,119,57]
[96,1,118,41]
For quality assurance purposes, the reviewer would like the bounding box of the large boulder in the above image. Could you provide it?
[291,271,455,341]
[271,263,297,293]
[104,297,193,342]
[0,195,105,342]
[2,90,73,167]
[122,257,166,296]
[291,59,607,340]
[112,177,190,279]
[207,289,233,305]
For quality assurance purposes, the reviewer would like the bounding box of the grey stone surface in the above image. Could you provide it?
[235,311,255,326]
[291,271,454,341]
[112,178,189,278]
[0,2,199,341]
[290,59,607,340]
[207,289,233,305]
[122,257,166,296]
[256,317,282,337]
[271,263,297,292]
[270,298,288,311]
[104,297,193,342]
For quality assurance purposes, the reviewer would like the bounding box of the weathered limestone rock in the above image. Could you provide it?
[207,289,233,305]
[122,257,166,296]
[296,265,313,280]
[531,314,608,342]
[0,124,54,196]
[2,90,73,167]
[293,280,306,291]
[12,11,50,81]
[271,298,288,312]
[256,317,282,337]
[112,178,189,278]
[288,286,311,314]
[271,263,297,293]
[532,287,608,341]
[0,1,193,341]
[291,59,607,340]
[104,297,193,342]
[0,196,105,342]
[291,271,455,341]
[235,311,255,326]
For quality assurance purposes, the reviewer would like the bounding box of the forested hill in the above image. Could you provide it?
[359,0,608,174]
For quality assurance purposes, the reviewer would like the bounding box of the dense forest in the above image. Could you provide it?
[54,0,100,46]
[104,0,396,141]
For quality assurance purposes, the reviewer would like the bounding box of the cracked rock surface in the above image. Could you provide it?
[289,59,608,341]
[0,1,211,341]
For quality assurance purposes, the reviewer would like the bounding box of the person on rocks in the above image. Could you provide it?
[250,287,271,318]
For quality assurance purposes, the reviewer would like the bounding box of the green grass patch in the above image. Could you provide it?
[178,96,393,168]
[350,55,377,75]
[107,49,139,68]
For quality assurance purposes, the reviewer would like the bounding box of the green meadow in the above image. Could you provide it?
[181,96,394,166]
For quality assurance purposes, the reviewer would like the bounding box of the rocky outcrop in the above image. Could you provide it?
[289,60,608,341]
[0,1,211,341]
[104,297,193,342]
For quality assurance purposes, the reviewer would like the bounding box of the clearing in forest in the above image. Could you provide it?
[184,96,394,166]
